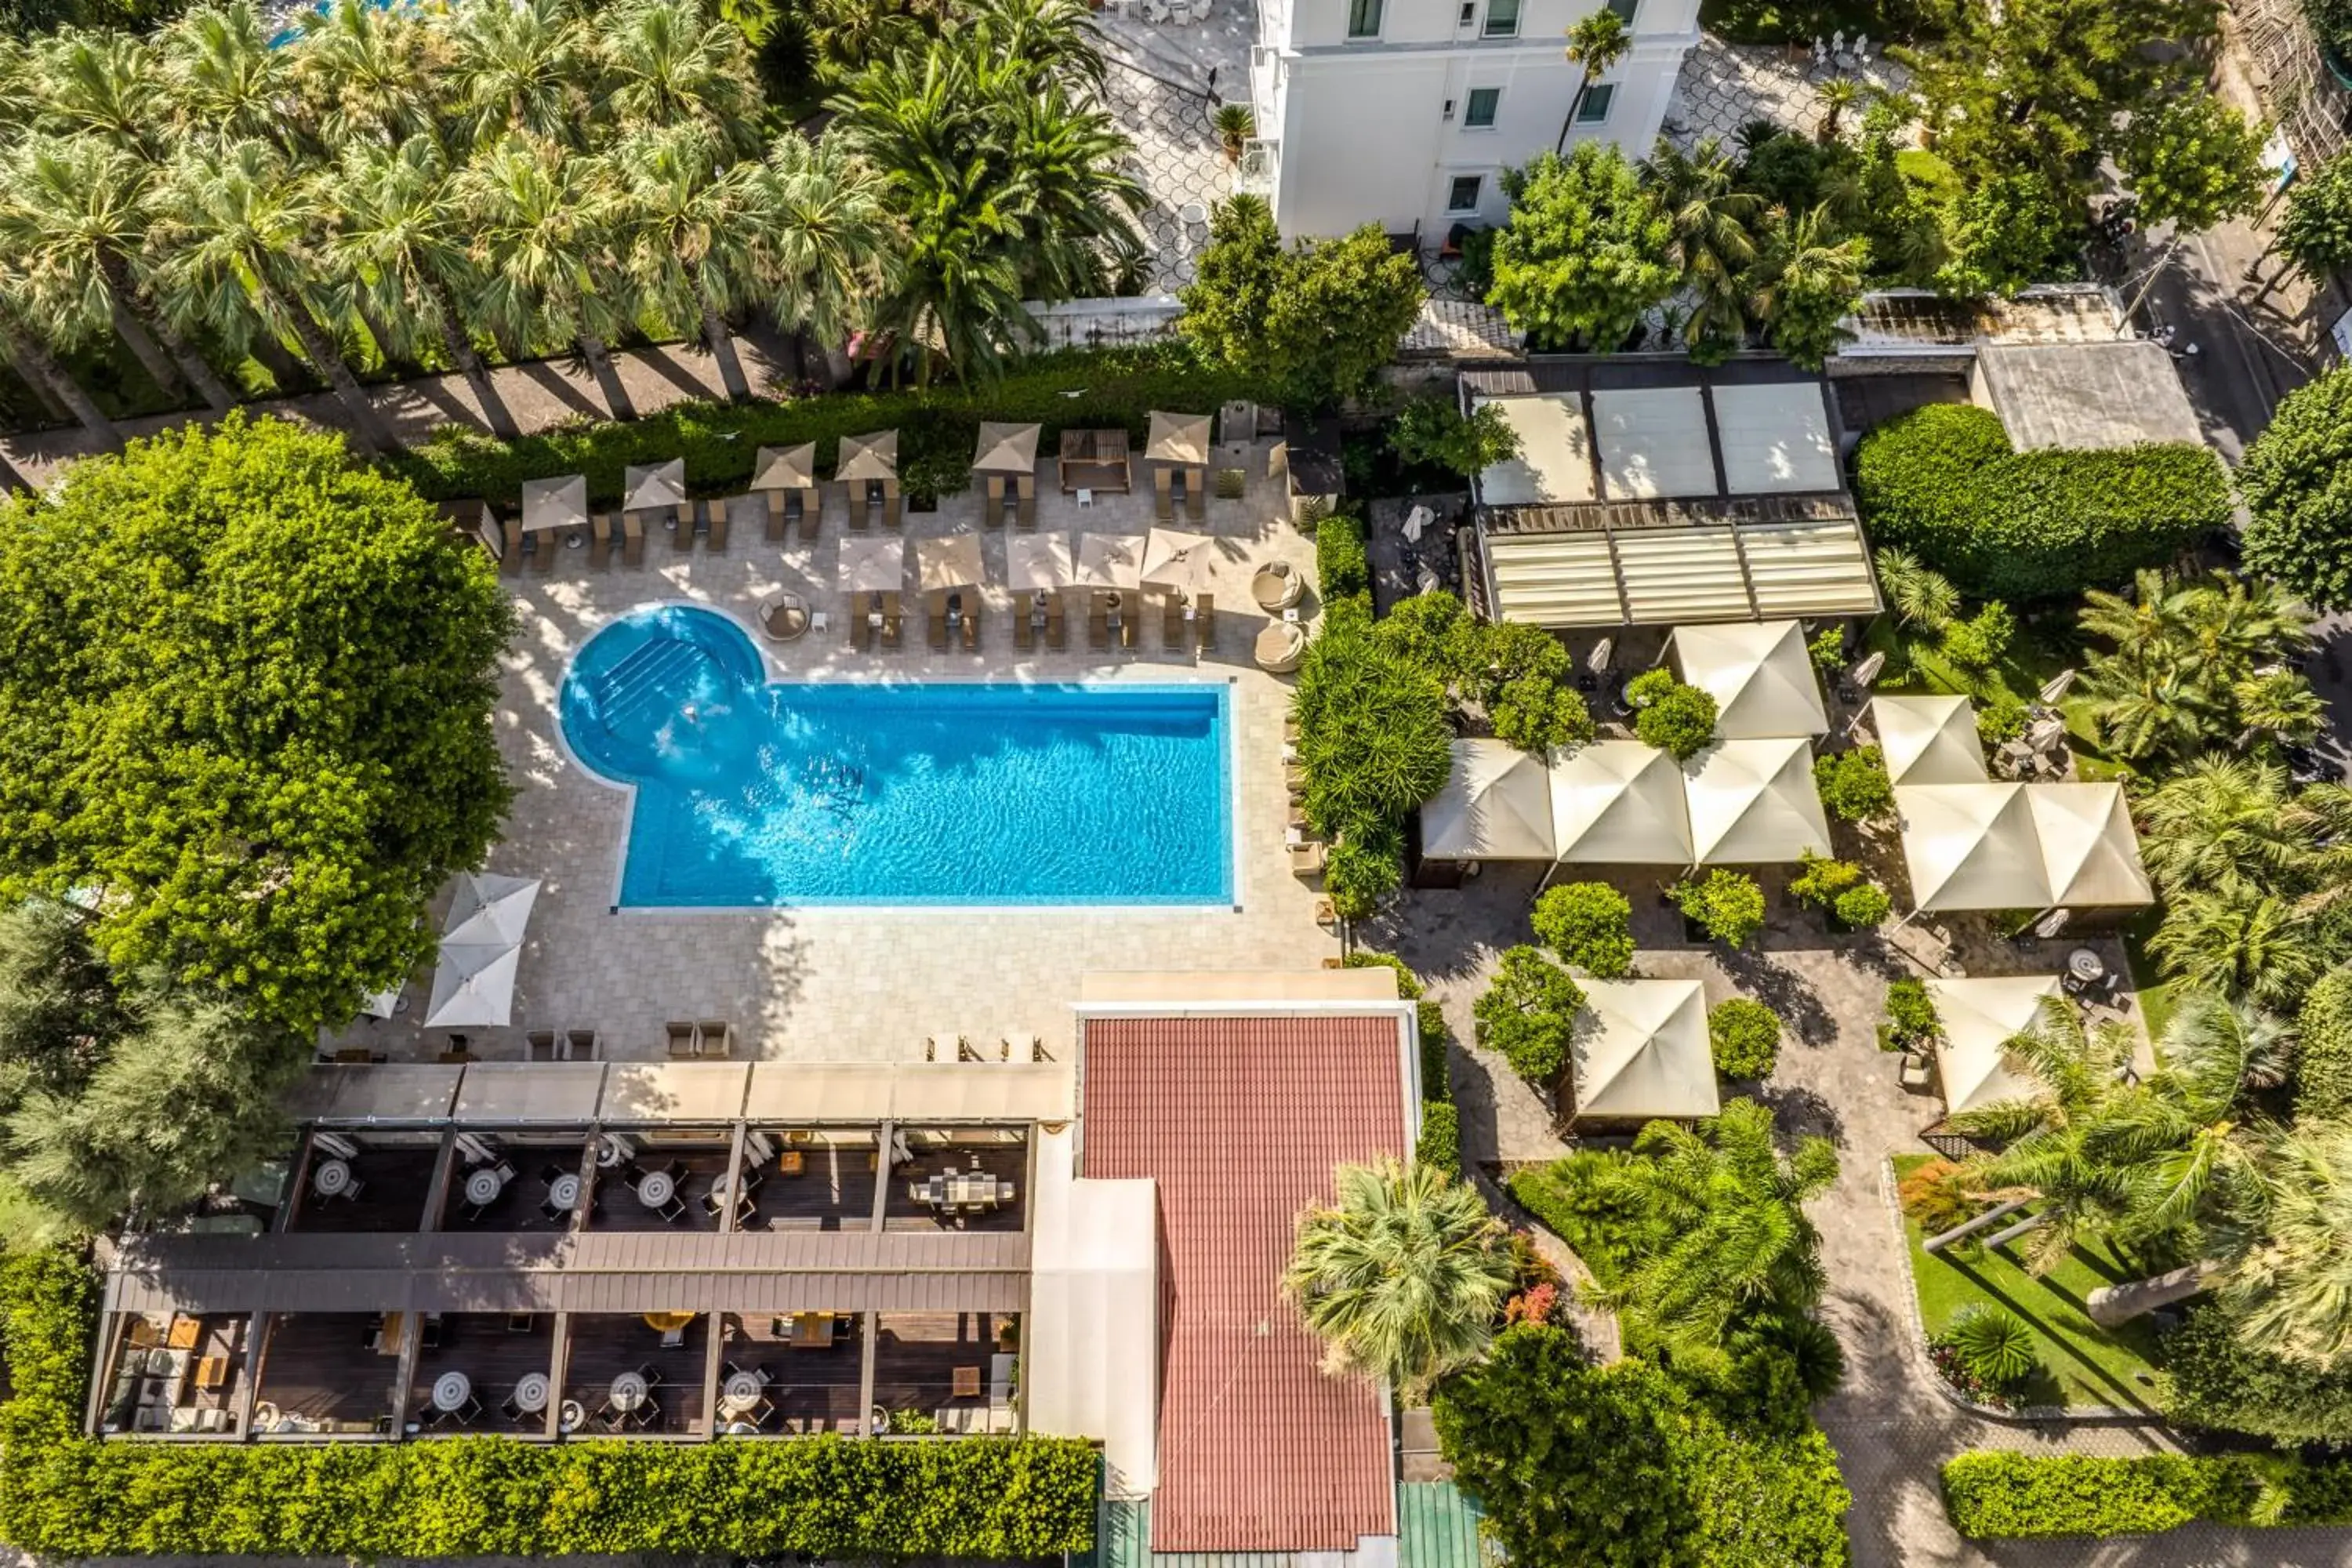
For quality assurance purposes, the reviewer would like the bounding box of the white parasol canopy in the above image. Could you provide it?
[1546,742,1693,865]
[972,421,1042,477]
[1893,783,2049,912]
[1075,533,1145,591]
[837,533,906,595]
[837,430,898,484]
[914,533,985,593]
[521,474,587,534]
[1570,978,1721,1122]
[1139,528,1215,592]
[1923,975,2063,1116]
[622,459,686,514]
[1870,695,1989,786]
[424,873,540,1028]
[1423,739,1555,861]
[1007,533,1074,592]
[751,443,815,492]
[1682,737,1833,865]
[2028,782,2154,908]
[1671,619,1828,739]
[1145,409,1211,467]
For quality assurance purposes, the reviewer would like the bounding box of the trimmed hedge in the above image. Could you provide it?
[1419,1000,1451,1104]
[1940,1450,2352,1539]
[1417,1101,1462,1174]
[383,345,1270,509]
[1853,405,2231,601]
[1317,511,1370,602]
[0,1250,1098,1559]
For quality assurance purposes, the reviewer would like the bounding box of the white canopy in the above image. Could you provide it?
[1423,739,1555,861]
[1024,1127,1159,1496]
[1547,742,1693,865]
[2028,783,2154,908]
[1570,979,1721,1122]
[1923,975,2063,1116]
[1075,533,1145,592]
[837,533,906,595]
[1895,783,2050,912]
[1682,738,1832,865]
[1139,528,1214,592]
[424,873,539,1029]
[914,533,985,593]
[1007,533,1074,592]
[1671,619,1828,739]
[751,443,816,492]
[441,873,539,947]
[520,474,586,534]
[622,459,686,514]
[1871,695,1988,786]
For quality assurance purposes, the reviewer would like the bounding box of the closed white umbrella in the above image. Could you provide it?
[2038,668,2078,706]
[1848,650,1887,688]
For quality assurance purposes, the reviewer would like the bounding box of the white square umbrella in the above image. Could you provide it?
[1924,975,2065,1115]
[441,872,540,946]
[1671,619,1828,739]
[1570,978,1720,1121]
[752,443,816,492]
[1894,783,2053,912]
[1076,533,1145,591]
[1546,741,1693,866]
[972,421,1041,477]
[1682,737,1833,865]
[1145,409,1211,467]
[521,474,587,534]
[915,533,985,593]
[1871,695,1988,786]
[424,873,540,1028]
[1007,533,1074,592]
[623,459,686,514]
[1140,528,1215,593]
[2027,782,2154,908]
[837,533,906,595]
[1422,739,1555,861]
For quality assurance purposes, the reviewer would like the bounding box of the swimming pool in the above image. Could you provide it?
[560,605,1234,907]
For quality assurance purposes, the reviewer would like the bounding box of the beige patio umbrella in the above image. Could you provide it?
[1145,410,1211,468]
[1671,619,1828,739]
[1007,532,1074,592]
[837,430,899,485]
[1140,527,1215,593]
[1871,694,1988,786]
[1682,737,1833,865]
[1893,782,2051,913]
[837,533,906,595]
[1546,741,1693,865]
[622,459,686,514]
[751,443,816,492]
[1570,979,1720,1123]
[971,422,1041,477]
[1422,739,1555,862]
[521,474,587,534]
[1075,532,1145,592]
[2027,782,2154,908]
[1923,975,2063,1116]
[914,533,985,593]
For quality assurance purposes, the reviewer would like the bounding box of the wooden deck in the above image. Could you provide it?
[288,1149,440,1234]
[873,1312,1009,1422]
[252,1313,401,1432]
[560,1312,710,1435]
[588,1151,729,1234]
[438,1155,586,1234]
[97,1312,250,1434]
[724,1310,865,1435]
[408,1312,559,1434]
[882,1145,1028,1234]
[745,1142,879,1232]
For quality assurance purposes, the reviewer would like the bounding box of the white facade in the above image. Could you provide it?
[1244,0,1700,240]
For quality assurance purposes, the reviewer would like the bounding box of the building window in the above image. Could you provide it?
[1606,0,1638,19]
[1483,0,1521,35]
[1446,175,1484,212]
[1576,82,1616,123]
[1347,0,1382,38]
[1464,88,1501,129]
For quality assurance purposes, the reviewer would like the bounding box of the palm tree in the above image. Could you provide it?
[989,86,1146,298]
[1872,546,1958,632]
[751,129,892,350]
[158,138,398,452]
[318,136,518,437]
[456,133,638,419]
[2233,668,2328,747]
[0,282,121,446]
[292,0,440,151]
[1638,137,1756,354]
[2216,1121,2352,1370]
[0,134,238,412]
[2136,756,2352,903]
[28,29,164,161]
[158,0,293,150]
[592,0,760,150]
[2080,570,2314,762]
[2092,994,2284,1249]
[2148,888,2325,1013]
[1745,203,1866,368]
[614,123,765,399]
[449,0,591,148]
[1814,78,1862,143]
[1557,9,1628,151]
[1283,1154,1515,1397]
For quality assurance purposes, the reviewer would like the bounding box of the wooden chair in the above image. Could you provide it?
[1196,593,1217,651]
[1088,604,1110,650]
[852,601,873,651]
[927,590,950,650]
[880,596,903,648]
[1163,594,1187,651]
[760,491,786,542]
[589,513,613,568]
[1045,599,1067,650]
[1152,465,1174,523]
[706,497,736,553]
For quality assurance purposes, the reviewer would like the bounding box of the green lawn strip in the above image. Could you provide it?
[1859,616,2122,771]
[2119,909,2174,1040]
[1892,1155,2164,1412]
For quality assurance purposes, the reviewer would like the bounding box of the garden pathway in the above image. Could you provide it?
[1661,34,1913,152]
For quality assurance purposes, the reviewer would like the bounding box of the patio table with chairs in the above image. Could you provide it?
[1145,410,1211,521]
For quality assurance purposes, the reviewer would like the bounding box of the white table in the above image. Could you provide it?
[312,1158,352,1199]
[723,1370,765,1407]
[512,1371,551,1414]
[430,1371,472,1413]
[2067,947,2107,983]
[609,1371,650,1411]
[463,1168,504,1207]
[546,1173,583,1211]
[597,1135,630,1169]
[559,1399,584,1432]
[636,1171,677,1208]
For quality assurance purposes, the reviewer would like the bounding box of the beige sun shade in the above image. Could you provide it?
[1007,533,1074,591]
[1422,739,1555,861]
[1145,409,1211,467]
[972,421,1042,476]
[1871,695,1988,786]
[1075,532,1145,590]
[1924,975,2064,1116]
[2028,782,2154,908]
[751,443,815,492]
[837,429,899,483]
[1474,393,1595,507]
[1894,782,2052,912]
[1671,619,1828,739]
[622,459,686,514]
[452,1062,606,1125]
[1570,978,1720,1121]
[915,532,985,593]
[1140,528,1214,592]
[598,1062,750,1125]
[521,474,587,533]
[1547,741,1693,865]
[1682,736,1833,865]
[837,533,906,595]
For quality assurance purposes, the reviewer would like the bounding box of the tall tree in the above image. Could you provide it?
[591,0,761,150]
[449,0,591,148]
[2136,756,2352,904]
[28,29,163,160]
[2218,1121,2352,1370]
[1744,203,1866,371]
[615,122,766,399]
[292,0,440,152]
[2241,365,2352,612]
[750,129,891,349]
[1559,8,1628,151]
[158,0,292,150]
[1487,143,1675,352]
[1638,136,1756,358]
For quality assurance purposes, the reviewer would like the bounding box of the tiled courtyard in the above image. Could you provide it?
[331,441,1335,1066]
[1098,10,1248,289]
[1662,34,1915,151]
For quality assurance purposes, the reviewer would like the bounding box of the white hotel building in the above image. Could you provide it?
[1242,0,1700,241]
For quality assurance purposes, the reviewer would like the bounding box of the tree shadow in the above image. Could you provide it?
[1751,1082,1846,1149]
[1718,946,1835,1047]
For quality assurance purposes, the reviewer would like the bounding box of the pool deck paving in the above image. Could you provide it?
[330,441,1336,1065]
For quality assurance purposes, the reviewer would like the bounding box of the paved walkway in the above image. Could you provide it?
[1097,13,1245,290]
[1662,35,1914,151]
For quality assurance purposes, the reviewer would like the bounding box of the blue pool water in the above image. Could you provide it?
[560,605,1233,906]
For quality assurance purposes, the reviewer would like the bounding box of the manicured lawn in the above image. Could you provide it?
[1893,1154,2165,1413]
[2120,909,2174,1040]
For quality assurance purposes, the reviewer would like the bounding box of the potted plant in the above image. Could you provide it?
[1214,103,1256,162]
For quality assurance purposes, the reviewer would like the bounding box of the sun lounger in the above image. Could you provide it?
[927,590,950,650]
[848,487,869,530]
[665,506,691,551]
[770,492,792,542]
[1290,841,1328,878]
[757,492,782,543]
[499,519,525,575]
[1015,488,1035,529]
[666,1022,697,1059]
[1152,465,1174,523]
[532,530,557,573]
[881,595,903,648]
[882,490,903,528]
[590,513,613,568]
[1164,594,1187,651]
[797,490,820,540]
[622,514,644,567]
[1088,607,1110,651]
[985,475,1007,528]
[1196,593,1216,651]
[960,609,978,651]
[1045,601,1067,650]
[853,603,872,651]
[1014,608,1036,651]
[1183,474,1205,521]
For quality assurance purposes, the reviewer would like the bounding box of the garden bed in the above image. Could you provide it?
[1893,1154,2165,1414]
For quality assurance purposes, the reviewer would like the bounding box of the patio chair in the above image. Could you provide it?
[659,1324,687,1348]
[590,514,613,568]
[628,1399,661,1430]
[1152,465,1174,522]
[1163,595,1186,650]
[1045,601,1067,650]
[666,1022,697,1058]
[697,1021,733,1058]
[1196,593,1216,651]
[852,602,872,652]
[622,514,644,567]
[668,506,695,552]
[1016,483,1036,529]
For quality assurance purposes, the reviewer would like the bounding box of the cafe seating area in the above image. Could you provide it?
[883,1138,1028,1232]
[561,1312,711,1436]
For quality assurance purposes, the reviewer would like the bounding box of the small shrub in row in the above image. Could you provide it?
[1417,1102,1462,1175]
[1941,1450,2352,1539]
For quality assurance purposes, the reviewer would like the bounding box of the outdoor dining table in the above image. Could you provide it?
[512,1372,552,1414]
[721,1370,766,1411]
[609,1371,651,1412]
[597,1134,631,1168]
[2067,948,2107,984]
[430,1372,473,1414]
[463,1167,505,1207]
[636,1170,679,1208]
[920,1173,1004,1207]
[546,1172,583,1211]
[312,1158,354,1198]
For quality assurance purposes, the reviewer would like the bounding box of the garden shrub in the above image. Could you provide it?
[1708,999,1783,1080]
[1896,1156,1978,1232]
[1342,950,1424,999]
[1808,626,1845,672]
[1853,405,2231,601]
[0,1247,1098,1559]
[1812,746,1894,822]
[1976,695,2028,744]
[1788,851,1863,909]
[2297,965,2352,1123]
[1419,1000,1451,1102]
[387,345,1271,508]
[2162,1301,2352,1446]
[1316,512,1371,603]
[1936,600,2016,673]
[1833,883,1893,930]
[1325,829,1403,921]
[1931,1450,2352,1538]
[1885,977,1942,1050]
[1944,1305,2038,1388]
[1531,882,1635,978]
[1474,946,1585,1087]
[1675,870,1766,949]
[1416,1101,1462,1174]
[1490,673,1594,753]
[1627,670,1720,760]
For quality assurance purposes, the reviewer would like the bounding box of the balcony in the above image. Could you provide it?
[1237,138,1280,197]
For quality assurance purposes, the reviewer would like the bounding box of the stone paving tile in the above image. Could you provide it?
[330,442,1338,1068]
[1664,34,1914,151]
[1097,13,1249,291]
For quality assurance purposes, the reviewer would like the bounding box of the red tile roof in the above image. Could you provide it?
[1080,1014,1407,1554]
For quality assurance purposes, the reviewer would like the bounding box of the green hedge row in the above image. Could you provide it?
[384,345,1271,509]
[1853,405,2231,601]
[0,1250,1098,1559]
[1941,1450,2352,1539]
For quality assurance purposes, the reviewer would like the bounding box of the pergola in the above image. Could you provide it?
[1870,695,1989,786]
[1421,740,1555,862]
[1568,979,1720,1123]
[1923,975,2063,1116]
[1671,619,1828,739]
[1545,741,1693,866]
[1682,737,1833,865]
[1145,410,1211,519]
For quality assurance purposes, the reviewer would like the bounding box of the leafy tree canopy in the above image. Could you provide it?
[0,415,513,1030]
[1388,397,1522,478]
[2241,366,2352,612]
[1475,945,1584,1086]
[2274,153,2352,281]
[1488,144,1677,352]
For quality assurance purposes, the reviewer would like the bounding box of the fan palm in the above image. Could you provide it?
[613,123,766,399]
[1639,137,1757,354]
[2233,668,2328,746]
[592,0,761,150]
[2089,993,2284,1246]
[1746,202,1866,362]
[1283,1154,1515,1398]
[2080,570,2314,762]
[751,129,893,349]
[449,0,590,148]
[0,281,120,445]
[1872,546,1958,632]
[988,85,1146,298]
[292,0,441,151]
[2218,1120,2352,1370]
[0,133,237,412]
[317,136,517,437]
[28,29,164,160]
[2148,888,2325,1013]
[158,0,292,150]
[2136,756,2352,903]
